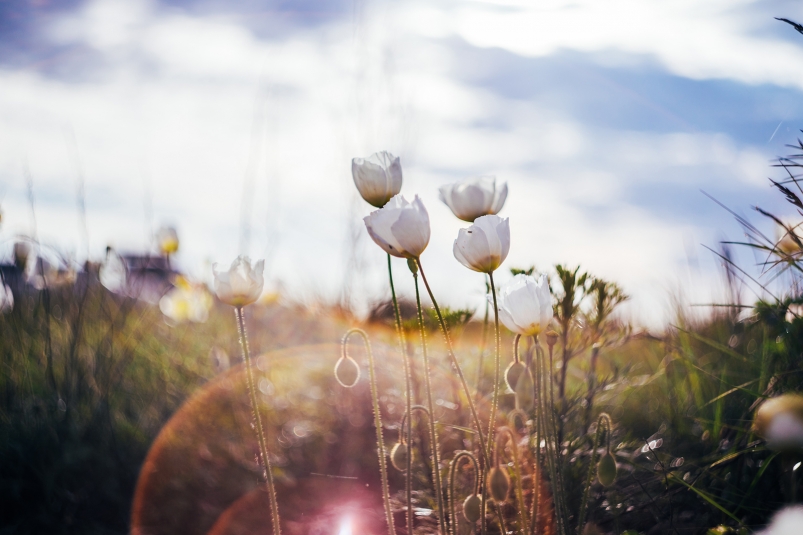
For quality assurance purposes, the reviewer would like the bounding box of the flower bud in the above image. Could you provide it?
[390,442,408,472]
[462,494,482,522]
[334,356,360,387]
[597,452,617,487]
[545,330,559,347]
[407,257,419,275]
[487,467,510,503]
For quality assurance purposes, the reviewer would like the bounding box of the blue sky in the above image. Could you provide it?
[1,0,803,327]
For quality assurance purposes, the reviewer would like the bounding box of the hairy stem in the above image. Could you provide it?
[343,329,395,535]
[449,451,480,535]
[417,258,490,535]
[577,414,610,534]
[235,307,281,535]
[413,273,447,533]
[416,259,490,466]
[486,271,503,531]
[388,254,414,534]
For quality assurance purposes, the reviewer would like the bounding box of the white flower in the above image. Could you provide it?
[213,256,264,307]
[352,151,403,208]
[159,277,213,323]
[364,194,430,259]
[756,506,803,535]
[157,226,179,255]
[0,283,13,313]
[493,274,553,336]
[438,176,508,222]
[453,215,510,273]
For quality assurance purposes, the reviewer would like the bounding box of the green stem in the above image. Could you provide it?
[416,258,490,535]
[235,307,281,535]
[342,329,395,535]
[486,271,503,533]
[416,258,490,466]
[577,414,610,534]
[388,254,414,534]
[449,451,480,535]
[487,271,501,458]
[413,273,447,533]
[477,276,490,397]
[535,341,564,535]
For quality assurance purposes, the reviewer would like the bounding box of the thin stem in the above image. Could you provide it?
[487,271,501,460]
[416,259,489,467]
[235,307,281,535]
[413,273,447,533]
[342,329,395,535]
[449,451,480,535]
[497,427,530,535]
[577,414,610,534]
[388,254,414,534]
[535,341,565,535]
[417,258,490,535]
[477,276,490,397]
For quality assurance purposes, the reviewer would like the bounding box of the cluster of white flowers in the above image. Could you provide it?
[209,150,554,340]
[353,150,552,334]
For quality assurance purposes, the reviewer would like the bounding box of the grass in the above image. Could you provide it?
[4,145,803,535]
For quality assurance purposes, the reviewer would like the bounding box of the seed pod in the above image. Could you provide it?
[597,451,617,487]
[514,369,535,412]
[505,361,526,391]
[545,330,559,347]
[487,467,510,502]
[334,356,360,387]
[390,442,408,472]
[462,494,482,522]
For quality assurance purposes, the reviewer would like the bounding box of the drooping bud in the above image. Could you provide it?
[390,442,408,472]
[334,356,360,387]
[597,451,617,487]
[462,494,482,522]
[487,467,510,502]
[505,361,526,391]
[407,257,419,275]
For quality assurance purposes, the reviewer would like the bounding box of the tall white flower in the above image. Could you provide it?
[213,256,264,307]
[352,151,403,208]
[439,176,508,222]
[453,215,510,273]
[494,274,553,336]
[364,194,430,259]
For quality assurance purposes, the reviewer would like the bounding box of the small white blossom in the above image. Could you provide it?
[494,274,553,336]
[439,176,508,222]
[352,151,403,208]
[453,215,510,273]
[213,256,264,307]
[364,194,430,259]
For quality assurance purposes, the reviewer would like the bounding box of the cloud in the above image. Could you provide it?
[0,0,799,328]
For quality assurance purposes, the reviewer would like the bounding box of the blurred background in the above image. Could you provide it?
[2,0,803,327]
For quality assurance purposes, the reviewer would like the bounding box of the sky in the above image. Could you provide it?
[1,0,803,329]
